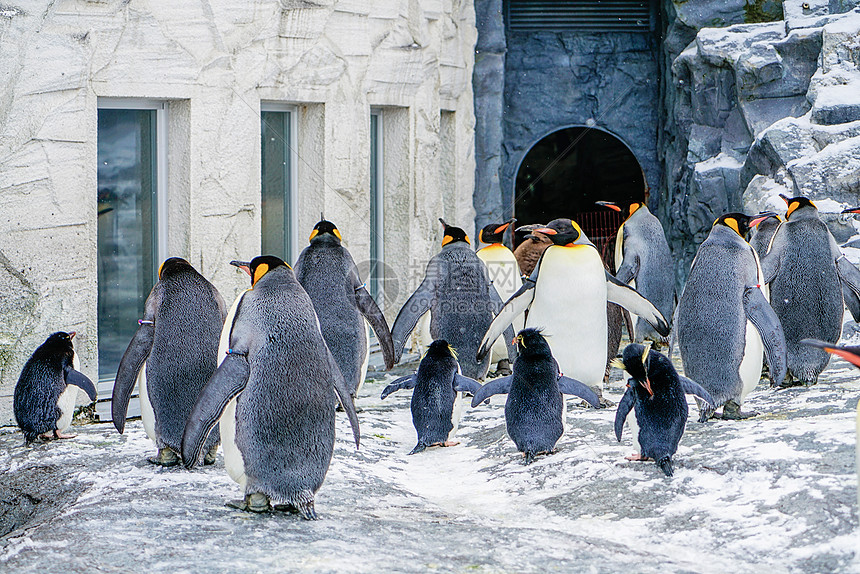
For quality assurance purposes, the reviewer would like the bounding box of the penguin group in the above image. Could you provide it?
[12,194,860,517]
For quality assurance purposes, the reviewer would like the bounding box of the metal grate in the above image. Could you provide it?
[507,0,652,33]
[575,209,626,269]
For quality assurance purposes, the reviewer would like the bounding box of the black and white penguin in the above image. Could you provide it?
[380,339,481,454]
[13,331,97,442]
[477,218,670,404]
[748,213,781,261]
[470,328,600,464]
[182,256,360,519]
[597,201,675,344]
[390,219,515,380]
[761,196,860,385]
[477,220,523,375]
[293,219,395,398]
[612,343,715,476]
[112,257,227,466]
[676,213,787,420]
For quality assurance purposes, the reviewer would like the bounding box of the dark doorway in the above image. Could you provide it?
[513,126,646,265]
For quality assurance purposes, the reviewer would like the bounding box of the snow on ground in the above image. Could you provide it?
[0,351,858,573]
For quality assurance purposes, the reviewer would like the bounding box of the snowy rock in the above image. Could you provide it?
[742,174,793,214]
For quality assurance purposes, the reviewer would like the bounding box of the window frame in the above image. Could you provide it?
[260,102,299,264]
[370,108,385,300]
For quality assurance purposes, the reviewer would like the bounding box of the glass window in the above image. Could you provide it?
[370,110,383,300]
[261,107,296,263]
[97,106,161,381]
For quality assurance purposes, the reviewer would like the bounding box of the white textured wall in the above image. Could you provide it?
[0,0,477,425]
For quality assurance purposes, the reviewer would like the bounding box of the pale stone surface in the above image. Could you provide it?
[0,0,478,424]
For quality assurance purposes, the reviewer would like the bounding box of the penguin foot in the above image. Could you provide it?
[408,443,427,455]
[441,440,460,447]
[524,452,536,465]
[227,492,271,513]
[336,404,364,414]
[53,430,77,439]
[38,432,56,441]
[625,453,651,461]
[494,360,512,377]
[720,401,758,420]
[697,406,716,423]
[148,447,181,467]
[657,456,674,477]
[295,500,317,521]
[203,445,218,466]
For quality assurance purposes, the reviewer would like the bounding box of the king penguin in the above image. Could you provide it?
[676,213,787,420]
[597,201,675,344]
[612,343,715,476]
[477,218,670,405]
[380,339,482,454]
[748,213,781,261]
[470,328,600,464]
[293,219,395,398]
[761,196,860,386]
[14,331,97,442]
[182,256,360,519]
[390,219,515,380]
[477,219,523,375]
[112,257,227,466]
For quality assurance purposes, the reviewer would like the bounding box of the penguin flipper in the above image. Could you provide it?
[604,272,670,337]
[182,353,250,468]
[65,369,97,402]
[614,388,635,442]
[743,286,787,387]
[326,347,361,450]
[488,284,519,362]
[836,256,860,321]
[678,375,716,408]
[615,254,640,285]
[453,374,482,395]
[354,285,396,370]
[557,376,600,407]
[380,375,416,400]
[470,376,513,407]
[112,321,155,434]
[391,271,439,363]
[477,280,535,362]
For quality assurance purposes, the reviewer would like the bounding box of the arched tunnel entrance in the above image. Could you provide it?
[513,126,647,267]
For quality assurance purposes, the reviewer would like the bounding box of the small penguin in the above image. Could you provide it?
[390,219,515,380]
[477,219,524,375]
[612,343,715,476]
[513,224,553,277]
[14,331,97,442]
[470,328,600,464]
[182,256,360,519]
[380,339,481,455]
[676,213,787,420]
[477,218,670,403]
[597,201,675,344]
[112,257,227,466]
[293,219,395,398]
[761,196,860,385]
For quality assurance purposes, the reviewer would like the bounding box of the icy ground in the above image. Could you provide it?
[0,354,858,573]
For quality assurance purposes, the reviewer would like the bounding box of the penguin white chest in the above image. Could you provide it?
[526,246,608,386]
[216,290,249,488]
[56,385,78,433]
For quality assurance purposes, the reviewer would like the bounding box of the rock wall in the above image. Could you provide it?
[0,0,478,425]
[661,0,860,286]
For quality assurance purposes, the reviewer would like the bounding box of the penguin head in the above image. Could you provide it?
[42,331,76,358]
[426,339,458,360]
[780,194,817,219]
[231,256,290,287]
[532,218,583,246]
[713,212,776,238]
[439,219,470,246]
[309,219,342,244]
[158,257,191,279]
[611,342,654,396]
[479,219,515,245]
[512,328,551,359]
[627,202,644,217]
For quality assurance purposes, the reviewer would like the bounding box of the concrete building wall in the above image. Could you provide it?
[0,0,478,425]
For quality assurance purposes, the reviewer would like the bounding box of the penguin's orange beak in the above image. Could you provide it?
[779,194,791,206]
[842,207,860,215]
[230,260,252,276]
[494,222,511,234]
[533,227,557,235]
[801,339,860,369]
[68,331,76,340]
[595,201,621,212]
[749,211,777,227]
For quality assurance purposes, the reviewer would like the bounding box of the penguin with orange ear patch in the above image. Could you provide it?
[477,219,523,376]
[390,219,516,379]
[761,197,860,385]
[677,213,787,421]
